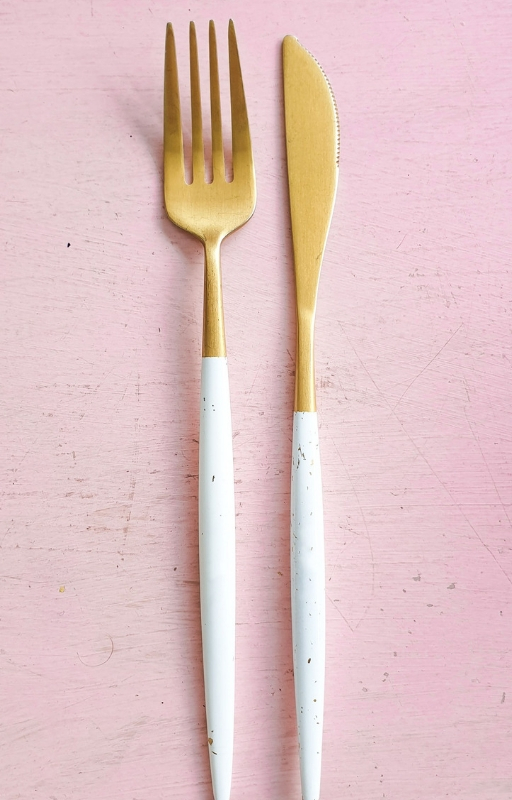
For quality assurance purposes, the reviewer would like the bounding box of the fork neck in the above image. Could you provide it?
[202,236,226,358]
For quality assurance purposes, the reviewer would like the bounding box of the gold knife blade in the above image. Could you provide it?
[283,35,339,411]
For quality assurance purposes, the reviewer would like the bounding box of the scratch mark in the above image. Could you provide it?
[331,438,375,630]
[340,323,512,587]
[326,591,353,632]
[0,526,12,547]
[464,408,512,530]
[123,442,139,543]
[77,635,114,668]
[396,233,407,251]
[247,364,261,396]
[114,376,131,412]
[123,375,141,547]
[444,0,479,98]
[11,435,41,475]
[392,324,463,410]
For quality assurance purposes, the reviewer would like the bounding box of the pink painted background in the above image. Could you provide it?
[1,1,512,798]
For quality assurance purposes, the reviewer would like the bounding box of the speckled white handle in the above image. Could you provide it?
[291,411,325,800]
[199,357,236,800]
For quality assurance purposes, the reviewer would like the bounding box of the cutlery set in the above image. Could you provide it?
[164,20,339,800]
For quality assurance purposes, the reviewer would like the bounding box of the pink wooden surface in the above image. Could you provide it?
[1,1,512,797]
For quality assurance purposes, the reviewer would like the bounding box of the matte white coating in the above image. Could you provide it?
[199,357,236,800]
[291,411,325,800]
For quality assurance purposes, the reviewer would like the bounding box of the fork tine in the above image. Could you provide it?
[209,21,225,181]
[189,22,205,183]
[164,23,184,179]
[228,20,253,179]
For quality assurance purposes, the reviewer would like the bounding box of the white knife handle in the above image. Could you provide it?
[291,411,325,800]
[199,357,236,800]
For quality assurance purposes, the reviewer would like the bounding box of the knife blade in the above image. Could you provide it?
[283,34,339,800]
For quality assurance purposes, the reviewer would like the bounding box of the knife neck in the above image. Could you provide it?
[295,310,316,412]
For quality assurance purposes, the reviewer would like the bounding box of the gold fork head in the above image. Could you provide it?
[164,20,256,246]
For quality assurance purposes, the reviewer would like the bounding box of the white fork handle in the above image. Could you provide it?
[199,356,236,800]
[291,411,325,800]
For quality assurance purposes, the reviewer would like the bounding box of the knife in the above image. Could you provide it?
[283,34,339,800]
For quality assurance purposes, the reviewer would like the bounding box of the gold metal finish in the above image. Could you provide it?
[283,35,339,411]
[164,21,256,357]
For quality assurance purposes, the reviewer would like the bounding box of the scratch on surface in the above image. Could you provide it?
[247,364,261,397]
[123,435,139,543]
[77,635,114,668]
[464,407,512,530]
[0,526,12,547]
[74,364,120,421]
[114,374,132,413]
[340,323,512,587]
[326,592,353,632]
[123,375,141,547]
[392,324,463,411]
[444,0,479,98]
[331,438,375,630]
[11,436,41,475]
[396,233,407,251]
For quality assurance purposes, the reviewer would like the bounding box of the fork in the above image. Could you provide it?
[164,20,256,800]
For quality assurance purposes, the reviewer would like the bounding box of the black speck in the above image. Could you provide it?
[67,242,70,247]
[212,475,215,482]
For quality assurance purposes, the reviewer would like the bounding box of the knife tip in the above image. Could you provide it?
[282,35,340,168]
[283,34,299,49]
